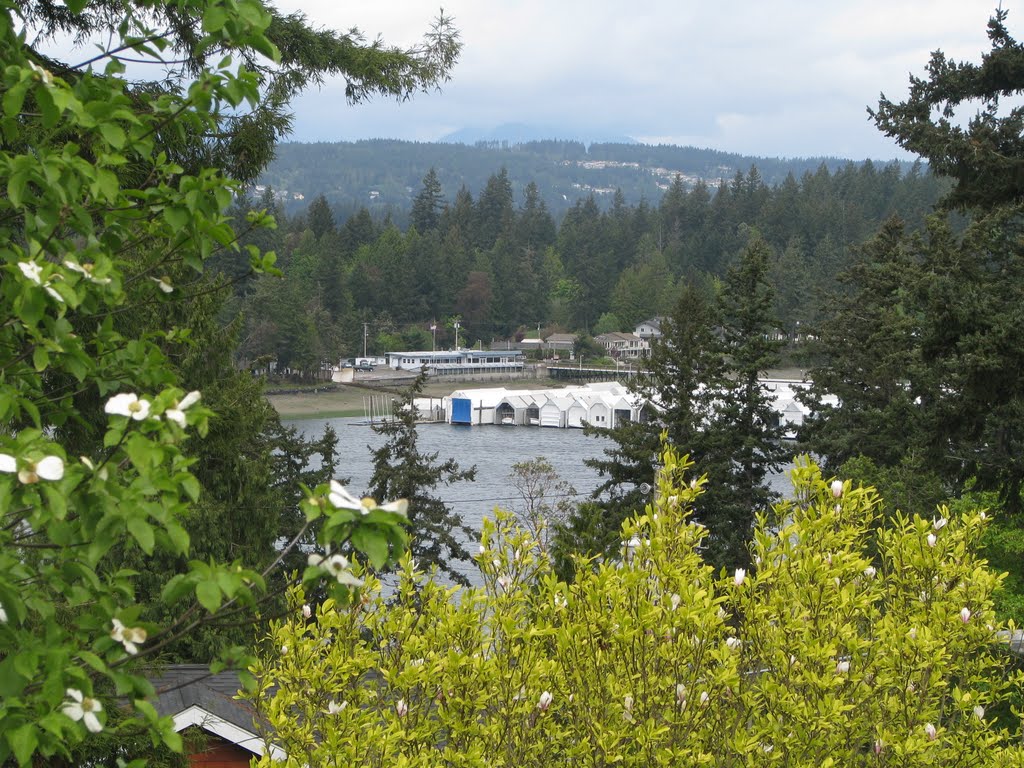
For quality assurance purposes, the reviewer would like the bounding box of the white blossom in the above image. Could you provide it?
[308,551,364,587]
[835,660,850,674]
[18,261,43,284]
[1,454,65,484]
[725,637,742,650]
[537,691,553,711]
[675,683,686,705]
[27,60,54,85]
[974,705,985,720]
[62,689,103,733]
[830,479,844,498]
[327,480,407,516]
[151,276,173,293]
[165,390,201,426]
[924,722,937,740]
[699,691,709,706]
[327,700,348,715]
[873,739,884,755]
[302,604,312,619]
[960,607,972,624]
[110,618,147,655]
[926,533,937,548]
[105,393,151,421]
[863,566,877,578]
[733,568,746,586]
[933,516,947,531]
[0,603,7,623]
[670,593,681,611]
[63,260,111,285]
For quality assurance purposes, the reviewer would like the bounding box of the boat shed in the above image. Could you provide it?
[446,387,511,425]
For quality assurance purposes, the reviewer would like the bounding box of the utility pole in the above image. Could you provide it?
[430,321,437,352]
[454,321,460,350]
[363,322,369,359]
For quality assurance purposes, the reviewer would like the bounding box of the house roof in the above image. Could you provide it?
[149,665,282,759]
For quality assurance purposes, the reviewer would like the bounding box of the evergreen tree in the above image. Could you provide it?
[567,284,723,568]
[307,194,337,240]
[411,167,446,233]
[872,8,1024,211]
[366,374,477,584]
[800,218,930,473]
[700,236,788,565]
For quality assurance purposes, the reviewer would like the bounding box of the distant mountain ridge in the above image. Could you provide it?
[258,138,918,222]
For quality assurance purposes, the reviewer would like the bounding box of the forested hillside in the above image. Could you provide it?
[230,159,948,375]
[258,139,918,222]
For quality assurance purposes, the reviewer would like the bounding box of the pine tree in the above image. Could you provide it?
[871,8,1024,211]
[700,236,788,566]
[366,373,477,584]
[411,167,446,233]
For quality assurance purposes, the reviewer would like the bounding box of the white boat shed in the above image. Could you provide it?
[442,379,831,434]
[445,383,648,429]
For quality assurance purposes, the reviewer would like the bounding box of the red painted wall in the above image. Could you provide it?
[188,737,253,768]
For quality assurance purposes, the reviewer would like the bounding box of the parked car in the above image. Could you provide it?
[355,361,375,372]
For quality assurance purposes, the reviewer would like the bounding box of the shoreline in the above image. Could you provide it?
[268,377,569,420]
[267,367,807,420]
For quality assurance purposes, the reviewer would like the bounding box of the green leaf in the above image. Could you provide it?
[161,574,193,605]
[127,516,155,554]
[164,521,190,554]
[351,527,389,569]
[10,724,38,767]
[99,123,126,149]
[2,81,27,118]
[196,580,221,613]
[31,345,48,372]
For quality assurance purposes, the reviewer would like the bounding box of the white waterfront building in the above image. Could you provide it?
[436,379,835,434]
[386,349,524,375]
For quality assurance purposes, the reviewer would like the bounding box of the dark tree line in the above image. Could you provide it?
[229,158,947,377]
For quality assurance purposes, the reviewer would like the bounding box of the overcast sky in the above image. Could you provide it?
[275,1,1006,160]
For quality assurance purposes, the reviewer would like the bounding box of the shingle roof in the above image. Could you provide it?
[149,665,256,734]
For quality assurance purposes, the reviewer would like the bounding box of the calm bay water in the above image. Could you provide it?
[285,416,796,541]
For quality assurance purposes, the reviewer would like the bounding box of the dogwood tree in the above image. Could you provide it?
[0,0,433,763]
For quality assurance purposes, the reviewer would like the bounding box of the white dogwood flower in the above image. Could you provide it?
[151,276,173,293]
[62,689,103,732]
[105,393,151,421]
[307,551,363,587]
[164,390,201,426]
[63,260,111,285]
[327,481,408,516]
[0,454,64,484]
[18,261,43,284]
[110,618,147,655]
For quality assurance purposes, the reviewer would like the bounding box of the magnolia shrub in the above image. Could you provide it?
[250,449,1023,766]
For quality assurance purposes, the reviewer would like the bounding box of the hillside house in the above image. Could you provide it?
[594,332,649,359]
